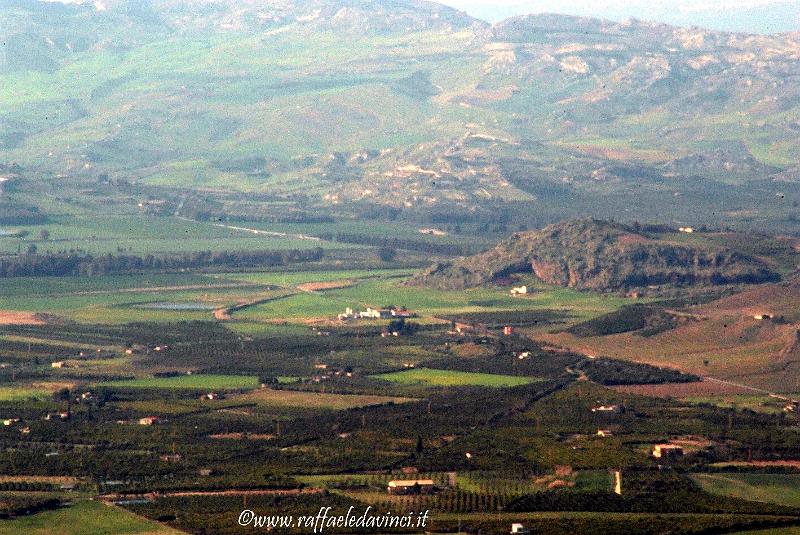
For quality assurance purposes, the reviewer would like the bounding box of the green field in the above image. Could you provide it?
[97,374,259,390]
[221,268,414,287]
[0,500,183,535]
[0,273,226,298]
[0,215,349,256]
[0,386,52,402]
[0,272,275,323]
[692,473,800,508]
[240,388,416,409]
[236,275,628,322]
[0,267,631,326]
[372,367,542,388]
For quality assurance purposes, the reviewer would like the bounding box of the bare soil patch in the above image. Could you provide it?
[0,311,46,325]
[297,280,355,292]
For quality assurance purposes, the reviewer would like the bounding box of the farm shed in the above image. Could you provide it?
[652,444,684,458]
[138,416,161,426]
[387,479,435,495]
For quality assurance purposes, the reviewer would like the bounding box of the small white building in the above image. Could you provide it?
[138,416,161,426]
[390,307,415,318]
[592,405,621,414]
[337,308,356,321]
[510,286,529,296]
[387,479,435,495]
[511,523,530,534]
[652,444,684,458]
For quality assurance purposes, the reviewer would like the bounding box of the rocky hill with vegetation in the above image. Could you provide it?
[409,219,782,291]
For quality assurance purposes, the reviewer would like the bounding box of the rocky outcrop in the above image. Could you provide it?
[408,219,781,291]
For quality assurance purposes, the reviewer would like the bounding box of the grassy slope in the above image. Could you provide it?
[3,26,479,187]
[692,473,800,509]
[0,500,184,535]
[0,386,53,401]
[530,274,800,394]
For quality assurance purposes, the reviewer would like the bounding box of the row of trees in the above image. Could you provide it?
[316,232,468,256]
[0,248,324,277]
[0,202,48,225]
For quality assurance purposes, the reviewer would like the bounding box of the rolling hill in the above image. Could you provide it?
[408,219,784,291]
[536,276,800,392]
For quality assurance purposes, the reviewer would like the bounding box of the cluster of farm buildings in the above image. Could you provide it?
[337,306,416,321]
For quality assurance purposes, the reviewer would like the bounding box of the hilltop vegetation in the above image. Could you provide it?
[410,219,784,291]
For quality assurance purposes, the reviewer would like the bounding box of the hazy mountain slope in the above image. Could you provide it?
[1,1,485,179]
[483,15,800,161]
[1,1,800,224]
[444,1,800,34]
[408,219,782,290]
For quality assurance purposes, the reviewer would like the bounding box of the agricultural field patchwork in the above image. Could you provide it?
[0,386,54,402]
[372,368,544,388]
[97,374,260,390]
[238,388,416,410]
[0,215,350,256]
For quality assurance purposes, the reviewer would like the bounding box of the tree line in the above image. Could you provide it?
[316,232,469,256]
[0,248,324,277]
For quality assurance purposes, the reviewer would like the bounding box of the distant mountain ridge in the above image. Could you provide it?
[23,0,479,34]
[2,1,800,231]
[408,219,783,291]
[446,1,800,34]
